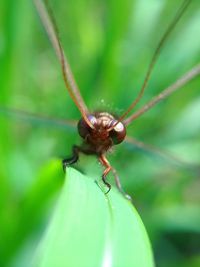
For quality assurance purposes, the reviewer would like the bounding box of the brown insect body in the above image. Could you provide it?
[32,0,200,197]
[78,112,126,155]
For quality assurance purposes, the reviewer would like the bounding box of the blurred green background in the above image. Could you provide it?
[0,0,200,266]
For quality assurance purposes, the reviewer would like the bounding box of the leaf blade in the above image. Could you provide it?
[33,167,154,267]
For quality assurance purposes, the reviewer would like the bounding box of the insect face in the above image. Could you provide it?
[78,112,126,154]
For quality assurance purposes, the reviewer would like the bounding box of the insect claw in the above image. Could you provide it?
[62,145,80,173]
[102,174,111,194]
[62,159,68,173]
[105,184,111,194]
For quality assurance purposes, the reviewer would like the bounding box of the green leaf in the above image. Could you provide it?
[32,167,154,267]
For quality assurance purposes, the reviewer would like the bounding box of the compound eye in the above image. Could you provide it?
[110,121,126,144]
[77,115,97,139]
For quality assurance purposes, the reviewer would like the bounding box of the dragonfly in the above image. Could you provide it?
[1,0,200,197]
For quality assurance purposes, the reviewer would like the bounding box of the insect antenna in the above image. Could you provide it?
[116,0,192,124]
[124,64,200,124]
[33,0,94,128]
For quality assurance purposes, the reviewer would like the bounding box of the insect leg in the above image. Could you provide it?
[62,145,81,172]
[125,136,200,173]
[111,168,132,200]
[111,167,122,192]
[99,155,112,194]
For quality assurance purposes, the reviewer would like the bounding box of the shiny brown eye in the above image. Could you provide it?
[109,121,126,144]
[77,115,97,139]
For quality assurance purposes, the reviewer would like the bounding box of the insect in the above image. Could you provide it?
[1,0,200,197]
